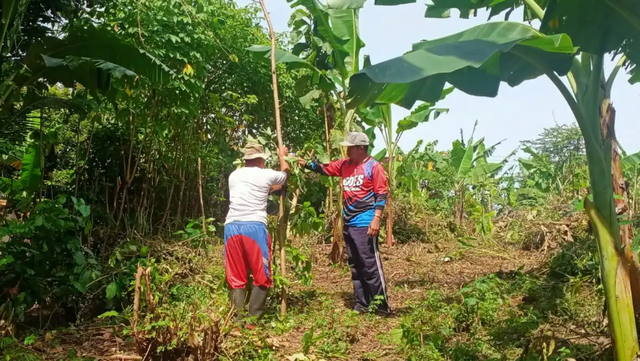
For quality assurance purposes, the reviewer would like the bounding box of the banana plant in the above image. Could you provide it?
[248,0,371,262]
[518,147,557,195]
[449,121,510,224]
[394,141,428,200]
[346,0,640,355]
[360,91,449,245]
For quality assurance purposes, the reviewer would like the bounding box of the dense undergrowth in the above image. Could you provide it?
[0,194,615,361]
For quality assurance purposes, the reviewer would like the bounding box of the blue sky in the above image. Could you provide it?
[236,0,640,160]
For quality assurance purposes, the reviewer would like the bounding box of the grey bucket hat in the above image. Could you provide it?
[243,143,269,160]
[339,132,370,147]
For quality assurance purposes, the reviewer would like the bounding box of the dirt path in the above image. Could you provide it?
[25,241,547,360]
[274,242,546,360]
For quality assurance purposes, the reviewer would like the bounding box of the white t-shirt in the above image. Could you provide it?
[225,167,288,225]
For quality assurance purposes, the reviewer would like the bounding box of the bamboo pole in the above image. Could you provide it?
[197,157,206,233]
[257,0,288,316]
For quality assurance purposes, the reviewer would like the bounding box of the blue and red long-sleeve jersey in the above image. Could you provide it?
[307,157,387,227]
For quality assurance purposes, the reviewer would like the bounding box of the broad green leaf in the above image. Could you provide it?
[451,140,466,171]
[418,0,640,84]
[364,127,377,152]
[468,163,502,184]
[397,103,449,133]
[300,89,323,108]
[327,3,366,75]
[518,158,537,172]
[0,255,14,267]
[18,25,172,97]
[630,65,639,84]
[24,335,36,346]
[106,282,119,299]
[622,151,640,172]
[73,281,87,294]
[98,310,120,319]
[73,251,86,266]
[419,0,546,22]
[373,148,387,161]
[347,22,576,109]
[475,141,488,166]
[359,107,381,127]
[246,45,319,72]
[20,142,41,194]
[288,0,364,77]
[326,0,367,9]
[632,235,640,253]
[457,139,475,177]
[246,45,334,92]
[288,0,348,70]
[425,4,453,18]
[389,328,404,344]
[540,0,640,61]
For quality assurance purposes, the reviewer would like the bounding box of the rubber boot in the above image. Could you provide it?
[248,286,269,321]
[230,288,246,324]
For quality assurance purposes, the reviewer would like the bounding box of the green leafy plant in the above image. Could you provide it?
[0,195,99,323]
[290,202,324,236]
[287,246,313,286]
[173,218,216,248]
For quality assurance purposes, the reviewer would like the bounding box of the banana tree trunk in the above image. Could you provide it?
[455,187,464,224]
[602,99,640,318]
[577,55,639,360]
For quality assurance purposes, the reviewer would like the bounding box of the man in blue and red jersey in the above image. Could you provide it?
[299,132,390,314]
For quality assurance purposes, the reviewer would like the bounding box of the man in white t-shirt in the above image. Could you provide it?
[224,143,290,327]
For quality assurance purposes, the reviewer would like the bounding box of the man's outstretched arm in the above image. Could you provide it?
[299,158,344,177]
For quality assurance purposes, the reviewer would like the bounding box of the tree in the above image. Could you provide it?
[518,124,588,199]
[346,2,640,356]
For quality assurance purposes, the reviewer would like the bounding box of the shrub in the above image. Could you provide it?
[0,196,100,324]
[391,195,454,244]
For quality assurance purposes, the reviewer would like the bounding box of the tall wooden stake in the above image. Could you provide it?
[257,0,288,316]
[386,155,394,247]
[197,157,206,233]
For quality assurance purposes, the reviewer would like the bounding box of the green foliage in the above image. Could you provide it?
[0,336,41,361]
[391,193,454,244]
[470,204,495,237]
[347,22,576,110]
[290,202,324,236]
[0,196,99,323]
[517,124,589,204]
[287,246,313,286]
[394,264,603,360]
[297,300,360,359]
[104,239,156,306]
[173,218,216,248]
